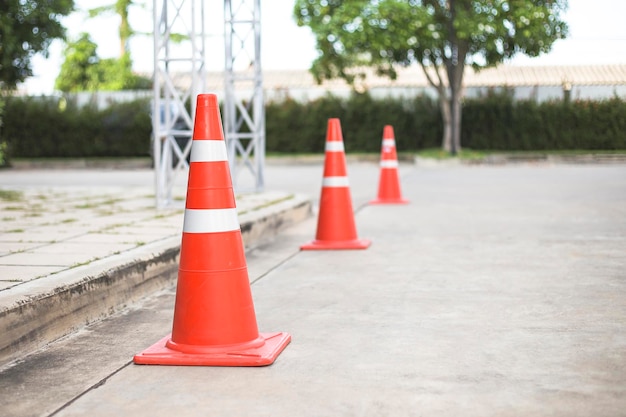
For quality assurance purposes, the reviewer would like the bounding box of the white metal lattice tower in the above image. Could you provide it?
[224,0,265,193]
[152,0,264,208]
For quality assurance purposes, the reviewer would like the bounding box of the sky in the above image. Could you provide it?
[22,0,626,95]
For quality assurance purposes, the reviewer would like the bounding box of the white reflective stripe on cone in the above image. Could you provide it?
[382,139,396,147]
[322,176,350,187]
[380,160,399,168]
[183,208,240,233]
[190,140,228,163]
[325,141,345,152]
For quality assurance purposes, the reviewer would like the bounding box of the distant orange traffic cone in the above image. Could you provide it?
[134,94,290,366]
[301,118,371,250]
[369,125,409,205]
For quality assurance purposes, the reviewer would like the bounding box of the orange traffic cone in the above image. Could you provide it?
[134,94,290,366]
[369,125,409,205]
[301,118,371,250]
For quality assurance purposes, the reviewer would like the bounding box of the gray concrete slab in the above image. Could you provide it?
[0,164,312,369]
[0,162,623,416]
[0,265,67,283]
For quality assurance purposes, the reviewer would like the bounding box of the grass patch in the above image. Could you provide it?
[502,149,626,156]
[101,198,123,205]
[74,202,98,209]
[0,189,23,202]
[416,148,626,160]
[70,257,100,268]
[253,194,294,211]
[100,223,129,231]
[416,148,488,160]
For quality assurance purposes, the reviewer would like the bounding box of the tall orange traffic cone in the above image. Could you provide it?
[369,125,409,205]
[134,94,290,366]
[301,118,371,250]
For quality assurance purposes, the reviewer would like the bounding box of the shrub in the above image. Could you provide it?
[1,91,624,164]
[1,96,151,160]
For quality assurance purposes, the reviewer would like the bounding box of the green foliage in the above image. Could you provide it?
[265,93,625,153]
[55,34,151,92]
[0,96,5,165]
[87,0,137,56]
[294,0,568,81]
[93,53,152,91]
[1,96,151,160]
[1,93,624,166]
[265,93,442,153]
[0,0,74,90]
[461,91,626,151]
[54,33,100,92]
[294,0,569,152]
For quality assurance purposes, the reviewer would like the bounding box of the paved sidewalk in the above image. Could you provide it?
[0,174,311,367]
[1,162,625,417]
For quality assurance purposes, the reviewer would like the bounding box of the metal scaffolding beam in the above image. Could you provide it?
[152,0,206,208]
[224,0,265,192]
[152,0,264,207]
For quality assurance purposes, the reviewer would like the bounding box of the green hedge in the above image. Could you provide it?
[1,96,151,159]
[265,93,442,153]
[461,90,626,151]
[1,92,624,164]
[266,91,625,153]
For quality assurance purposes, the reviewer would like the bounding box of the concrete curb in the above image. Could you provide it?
[8,158,153,170]
[0,194,311,367]
[415,153,626,167]
[9,153,625,171]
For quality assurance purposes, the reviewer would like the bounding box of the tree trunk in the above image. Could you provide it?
[118,0,131,57]
[440,92,452,153]
[443,0,467,155]
[451,88,462,153]
[419,62,452,153]
[445,59,466,155]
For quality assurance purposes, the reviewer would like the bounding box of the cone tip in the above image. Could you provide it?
[192,94,223,141]
[326,118,343,142]
[383,125,395,137]
[197,94,219,109]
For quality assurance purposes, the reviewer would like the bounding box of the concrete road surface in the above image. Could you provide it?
[1,161,625,417]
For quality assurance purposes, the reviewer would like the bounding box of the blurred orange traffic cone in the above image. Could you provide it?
[369,125,409,205]
[301,118,371,250]
[134,94,290,366]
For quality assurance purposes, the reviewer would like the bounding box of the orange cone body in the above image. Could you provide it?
[301,118,371,250]
[369,125,409,205]
[134,94,290,366]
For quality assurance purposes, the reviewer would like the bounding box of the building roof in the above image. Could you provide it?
[200,64,626,92]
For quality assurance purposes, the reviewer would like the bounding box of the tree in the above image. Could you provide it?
[87,0,137,58]
[294,0,568,154]
[54,34,100,92]
[86,0,186,57]
[0,0,74,90]
[55,33,151,92]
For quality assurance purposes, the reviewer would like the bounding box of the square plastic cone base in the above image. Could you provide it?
[133,332,291,366]
[300,238,371,250]
[369,198,409,205]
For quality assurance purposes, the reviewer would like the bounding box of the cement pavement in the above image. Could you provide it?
[0,168,312,368]
[1,161,626,416]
